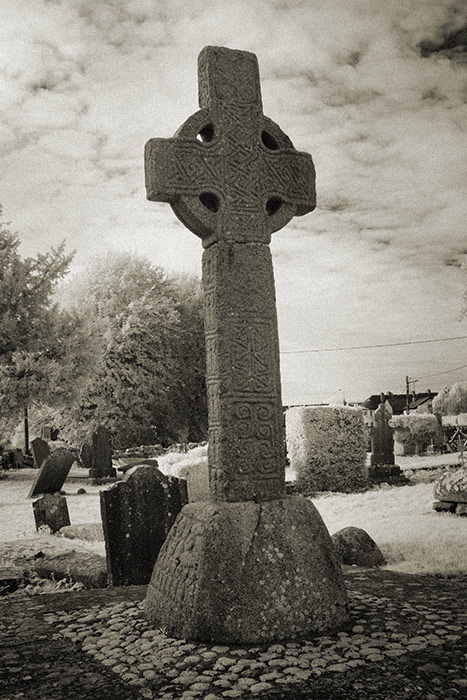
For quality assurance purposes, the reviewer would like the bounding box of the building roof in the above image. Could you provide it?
[360,392,436,414]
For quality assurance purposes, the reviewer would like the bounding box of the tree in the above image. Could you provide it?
[432,383,467,416]
[58,253,207,449]
[389,414,440,455]
[0,208,92,447]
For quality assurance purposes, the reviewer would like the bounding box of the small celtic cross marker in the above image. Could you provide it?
[145,46,316,501]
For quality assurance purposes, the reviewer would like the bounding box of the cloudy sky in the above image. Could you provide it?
[1,0,467,405]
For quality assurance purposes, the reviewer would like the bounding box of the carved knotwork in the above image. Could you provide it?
[145,46,315,248]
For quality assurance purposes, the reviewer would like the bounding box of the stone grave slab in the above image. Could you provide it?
[143,46,349,641]
[100,465,187,586]
[28,448,75,498]
[30,437,50,469]
[33,493,71,533]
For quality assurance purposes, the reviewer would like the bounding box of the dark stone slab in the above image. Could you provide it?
[100,465,187,586]
[88,425,116,478]
[30,437,50,469]
[32,492,71,533]
[28,447,75,497]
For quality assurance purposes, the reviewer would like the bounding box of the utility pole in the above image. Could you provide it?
[24,404,30,455]
[405,376,418,413]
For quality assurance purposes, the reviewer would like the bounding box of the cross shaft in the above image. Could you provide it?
[145,46,316,501]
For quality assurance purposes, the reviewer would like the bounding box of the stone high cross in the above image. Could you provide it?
[145,46,315,502]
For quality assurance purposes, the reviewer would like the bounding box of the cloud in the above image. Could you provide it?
[0,0,466,401]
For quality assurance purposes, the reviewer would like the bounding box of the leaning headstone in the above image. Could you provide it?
[28,448,75,498]
[370,397,395,467]
[88,425,116,479]
[32,492,70,533]
[100,465,188,586]
[144,46,349,642]
[332,526,386,567]
[31,437,50,469]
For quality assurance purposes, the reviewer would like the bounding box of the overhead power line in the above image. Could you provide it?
[280,334,467,355]
[412,363,467,381]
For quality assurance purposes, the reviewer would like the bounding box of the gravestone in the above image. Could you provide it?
[31,437,50,469]
[370,397,395,467]
[88,425,116,479]
[144,46,349,642]
[79,442,93,469]
[33,492,70,533]
[100,465,188,586]
[41,426,53,440]
[28,448,75,498]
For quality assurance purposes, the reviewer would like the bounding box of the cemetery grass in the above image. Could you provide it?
[0,448,466,581]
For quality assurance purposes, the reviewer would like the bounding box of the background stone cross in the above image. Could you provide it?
[145,46,316,502]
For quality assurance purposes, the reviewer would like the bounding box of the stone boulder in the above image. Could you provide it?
[33,551,107,588]
[59,523,104,541]
[433,468,467,503]
[145,496,349,643]
[331,526,386,568]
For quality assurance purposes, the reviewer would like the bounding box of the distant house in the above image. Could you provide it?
[359,391,437,425]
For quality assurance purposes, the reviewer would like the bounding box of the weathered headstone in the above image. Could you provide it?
[100,465,188,586]
[31,437,50,469]
[88,425,116,479]
[144,46,349,642]
[28,448,75,498]
[33,492,70,533]
[41,426,53,440]
[370,397,395,467]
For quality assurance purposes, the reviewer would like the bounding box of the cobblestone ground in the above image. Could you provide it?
[1,570,466,700]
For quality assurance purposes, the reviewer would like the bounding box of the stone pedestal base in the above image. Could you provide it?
[144,496,349,643]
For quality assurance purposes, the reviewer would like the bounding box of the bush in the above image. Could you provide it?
[285,406,368,493]
[389,414,440,455]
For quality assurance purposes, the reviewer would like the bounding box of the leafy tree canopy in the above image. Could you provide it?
[0,208,93,431]
[58,252,207,449]
[432,383,467,416]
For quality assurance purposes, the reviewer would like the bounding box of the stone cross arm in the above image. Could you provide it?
[145,46,316,247]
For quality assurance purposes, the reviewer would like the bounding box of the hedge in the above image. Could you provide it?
[285,406,368,493]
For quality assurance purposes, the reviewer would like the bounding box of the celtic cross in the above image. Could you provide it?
[145,46,316,501]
